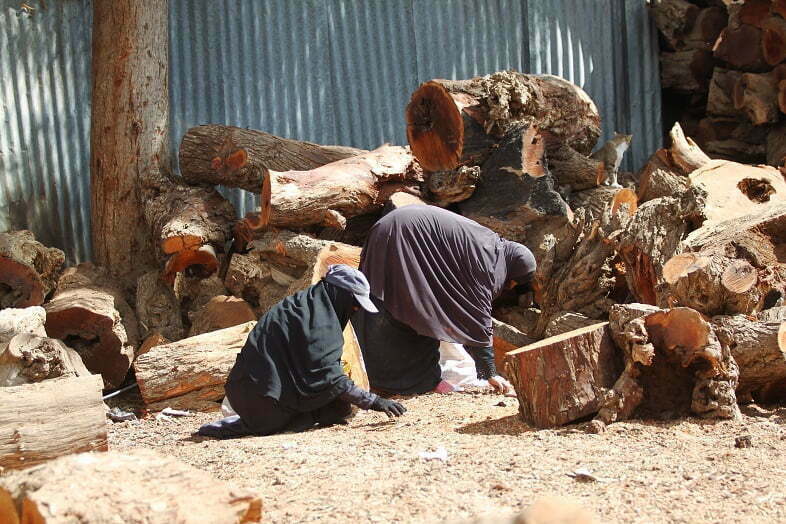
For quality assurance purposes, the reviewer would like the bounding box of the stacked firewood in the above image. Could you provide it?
[655,0,786,166]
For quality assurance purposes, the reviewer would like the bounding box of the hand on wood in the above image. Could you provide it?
[488,375,516,397]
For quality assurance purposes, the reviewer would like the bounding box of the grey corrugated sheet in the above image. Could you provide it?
[1,0,662,263]
[0,1,92,264]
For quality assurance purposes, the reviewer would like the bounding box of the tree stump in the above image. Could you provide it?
[505,323,620,428]
[0,375,107,470]
[0,231,65,309]
[0,449,262,522]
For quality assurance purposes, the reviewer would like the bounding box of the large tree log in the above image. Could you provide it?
[0,306,47,341]
[505,323,621,428]
[44,264,139,388]
[542,312,597,338]
[713,14,768,72]
[91,0,167,281]
[598,304,739,426]
[762,13,786,65]
[570,187,638,222]
[694,116,768,163]
[707,68,745,117]
[405,71,600,172]
[548,144,605,191]
[134,322,256,411]
[661,49,715,92]
[733,71,780,125]
[712,314,786,402]
[188,295,257,337]
[0,231,65,309]
[0,375,107,470]
[135,271,184,342]
[637,158,691,203]
[651,0,700,50]
[426,166,480,206]
[0,449,262,522]
[179,124,365,193]
[662,203,786,316]
[683,6,729,51]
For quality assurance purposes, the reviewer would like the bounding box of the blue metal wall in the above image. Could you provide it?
[1,0,661,263]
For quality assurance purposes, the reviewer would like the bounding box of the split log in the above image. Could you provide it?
[707,68,745,117]
[505,323,621,428]
[0,449,262,522]
[695,116,768,163]
[598,304,739,425]
[134,321,257,411]
[548,144,605,191]
[767,123,786,166]
[0,334,89,387]
[44,264,139,388]
[543,312,597,338]
[660,49,714,92]
[426,165,480,206]
[662,203,786,316]
[762,13,786,65]
[188,295,257,337]
[0,231,65,309]
[733,71,780,125]
[0,375,107,470]
[144,182,235,256]
[713,22,768,72]
[688,159,786,225]
[405,71,600,172]
[651,0,700,50]
[179,124,365,192]
[135,271,184,341]
[712,314,786,402]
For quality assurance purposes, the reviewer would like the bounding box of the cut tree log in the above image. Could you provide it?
[662,203,786,316]
[426,165,481,206]
[0,375,107,470]
[0,334,89,387]
[188,295,257,337]
[598,304,740,426]
[134,321,256,411]
[0,449,262,522]
[137,332,169,357]
[651,0,701,50]
[405,71,600,172]
[767,123,786,166]
[712,314,786,402]
[570,187,638,222]
[707,68,745,117]
[144,182,235,256]
[492,307,540,337]
[683,6,729,51]
[660,49,715,92]
[637,158,691,203]
[543,312,597,338]
[733,71,780,125]
[179,123,365,192]
[505,323,621,428]
[0,230,65,309]
[548,144,605,191]
[163,244,222,283]
[491,318,534,376]
[713,22,768,72]
[695,116,768,163]
[761,13,786,65]
[44,263,139,388]
[135,271,184,341]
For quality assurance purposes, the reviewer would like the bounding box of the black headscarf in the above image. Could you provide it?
[234,280,354,412]
[359,206,536,347]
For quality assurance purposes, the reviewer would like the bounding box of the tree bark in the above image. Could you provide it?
[44,264,139,388]
[713,22,768,72]
[136,271,184,342]
[569,187,638,222]
[134,321,256,411]
[426,166,480,206]
[0,334,89,387]
[0,231,65,309]
[0,449,262,523]
[733,71,780,125]
[0,375,107,470]
[188,295,256,337]
[662,203,786,316]
[505,323,621,428]
[543,312,598,338]
[0,306,47,342]
[651,0,701,50]
[179,124,365,193]
[767,123,786,166]
[707,68,745,117]
[660,49,715,92]
[762,13,786,65]
[638,163,691,203]
[91,0,168,282]
[712,314,786,402]
[683,6,729,51]
[548,144,605,191]
[491,318,535,376]
[405,71,601,171]
[695,116,768,163]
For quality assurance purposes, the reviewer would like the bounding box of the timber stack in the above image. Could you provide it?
[654,0,786,166]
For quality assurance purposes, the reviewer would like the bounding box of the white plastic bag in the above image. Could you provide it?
[438,341,488,390]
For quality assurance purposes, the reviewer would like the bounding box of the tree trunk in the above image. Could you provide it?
[712,314,786,402]
[548,144,605,191]
[0,231,65,309]
[134,321,256,411]
[179,124,365,193]
[733,71,780,125]
[44,264,139,388]
[426,166,480,206]
[0,334,89,387]
[638,162,691,203]
[651,0,701,50]
[569,187,638,222]
[505,323,621,428]
[0,375,107,470]
[135,271,184,341]
[707,68,745,117]
[0,449,262,523]
[145,182,236,256]
[91,0,168,282]
[662,203,786,316]
[713,24,768,72]
[188,295,257,337]
[660,50,715,92]
[405,71,601,171]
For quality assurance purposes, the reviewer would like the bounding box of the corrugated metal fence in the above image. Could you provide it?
[1,0,661,264]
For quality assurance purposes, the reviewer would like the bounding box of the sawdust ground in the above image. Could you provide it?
[109,391,786,523]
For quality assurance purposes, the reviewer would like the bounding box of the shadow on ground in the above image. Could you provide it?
[455,414,535,436]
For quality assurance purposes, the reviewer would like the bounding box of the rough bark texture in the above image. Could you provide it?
[0,231,65,309]
[179,124,365,193]
[426,166,480,206]
[712,314,786,402]
[695,116,768,163]
[135,271,184,342]
[0,375,107,470]
[713,24,767,72]
[0,334,89,387]
[569,187,637,222]
[683,6,729,51]
[134,321,257,411]
[651,0,701,50]
[0,449,262,523]
[0,306,47,341]
[638,162,691,203]
[663,203,786,316]
[44,264,139,388]
[660,49,715,92]
[543,312,598,338]
[505,323,621,428]
[405,71,600,171]
[707,68,745,117]
[188,295,257,337]
[733,71,780,125]
[762,13,786,65]
[491,318,535,377]
[548,144,606,191]
[91,0,168,281]
[767,123,786,166]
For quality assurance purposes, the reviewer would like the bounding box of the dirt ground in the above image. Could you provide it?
[109,390,786,524]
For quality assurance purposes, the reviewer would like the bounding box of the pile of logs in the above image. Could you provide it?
[655,0,786,166]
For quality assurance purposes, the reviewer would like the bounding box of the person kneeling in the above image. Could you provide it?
[198,264,406,439]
